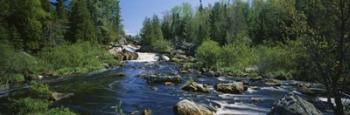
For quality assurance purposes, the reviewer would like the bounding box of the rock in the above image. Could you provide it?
[160,55,170,61]
[215,82,245,94]
[269,94,323,115]
[165,82,174,86]
[174,99,214,115]
[142,109,152,115]
[140,74,182,84]
[264,79,282,86]
[51,92,74,101]
[171,49,186,56]
[122,50,139,60]
[297,83,327,96]
[244,66,259,73]
[182,82,209,93]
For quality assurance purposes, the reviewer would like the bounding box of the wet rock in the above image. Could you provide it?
[182,82,209,93]
[254,79,282,86]
[165,82,175,86]
[174,99,214,115]
[140,74,182,84]
[265,79,282,86]
[215,82,245,94]
[160,55,170,61]
[244,66,259,73]
[269,94,323,115]
[51,92,74,101]
[142,109,152,115]
[122,50,138,60]
[297,83,327,96]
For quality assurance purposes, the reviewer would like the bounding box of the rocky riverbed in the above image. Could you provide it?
[0,52,348,115]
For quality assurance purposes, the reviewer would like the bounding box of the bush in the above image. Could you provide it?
[38,42,119,76]
[195,39,221,68]
[47,108,77,115]
[150,39,172,53]
[12,97,50,114]
[0,42,41,84]
[28,82,51,99]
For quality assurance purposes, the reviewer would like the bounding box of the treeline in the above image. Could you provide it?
[0,0,123,114]
[140,0,350,114]
[0,0,123,82]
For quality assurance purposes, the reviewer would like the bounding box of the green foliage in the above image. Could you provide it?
[141,15,172,52]
[11,97,77,115]
[28,81,51,99]
[38,42,118,76]
[0,42,41,84]
[56,0,66,19]
[67,0,96,43]
[87,0,123,45]
[12,97,50,115]
[47,108,77,115]
[195,39,221,68]
[151,39,172,53]
[7,0,48,51]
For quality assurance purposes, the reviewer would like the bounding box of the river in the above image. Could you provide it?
[44,52,339,115]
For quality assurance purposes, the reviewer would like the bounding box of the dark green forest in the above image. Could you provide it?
[0,0,349,114]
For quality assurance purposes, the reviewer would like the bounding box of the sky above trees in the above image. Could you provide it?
[120,0,220,35]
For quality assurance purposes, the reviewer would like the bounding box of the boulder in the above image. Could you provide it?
[160,55,170,61]
[264,79,282,86]
[51,92,74,101]
[269,94,323,115]
[174,99,214,115]
[297,83,327,96]
[122,50,138,60]
[140,74,182,84]
[182,82,209,93]
[142,109,152,115]
[215,82,245,94]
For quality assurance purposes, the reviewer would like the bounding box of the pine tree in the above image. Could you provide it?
[67,0,96,43]
[41,0,51,13]
[87,0,123,45]
[56,0,66,19]
[8,0,48,51]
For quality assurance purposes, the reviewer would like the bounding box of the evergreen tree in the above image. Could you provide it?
[67,0,96,43]
[41,0,51,13]
[87,0,123,45]
[8,0,48,51]
[56,0,66,19]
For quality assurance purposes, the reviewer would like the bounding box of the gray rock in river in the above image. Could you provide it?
[174,99,214,115]
[215,82,245,94]
[140,74,181,84]
[182,82,209,93]
[51,92,74,101]
[269,94,323,115]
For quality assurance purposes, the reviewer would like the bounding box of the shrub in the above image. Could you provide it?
[195,39,221,68]
[150,39,172,53]
[28,82,51,99]
[47,108,77,115]
[12,97,50,114]
[0,42,41,84]
[38,42,119,76]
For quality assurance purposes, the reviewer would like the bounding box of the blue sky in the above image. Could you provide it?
[120,0,220,35]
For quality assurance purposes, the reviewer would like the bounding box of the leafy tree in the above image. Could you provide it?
[195,39,221,68]
[291,0,350,114]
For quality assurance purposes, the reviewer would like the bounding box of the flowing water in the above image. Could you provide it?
[0,53,340,115]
